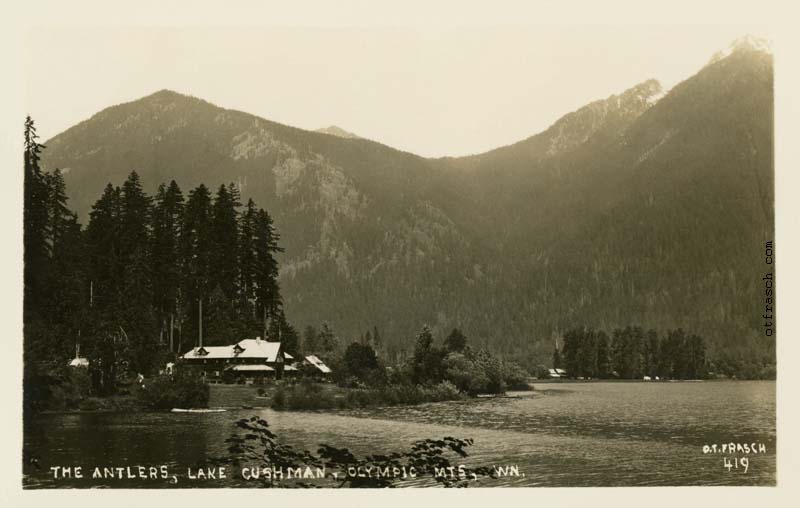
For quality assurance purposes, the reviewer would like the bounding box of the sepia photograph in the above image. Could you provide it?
[3,0,798,502]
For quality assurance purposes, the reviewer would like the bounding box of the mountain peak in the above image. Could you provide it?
[730,34,772,54]
[135,89,211,109]
[707,35,772,66]
[315,125,360,139]
[139,89,188,101]
[537,78,663,157]
[621,79,664,104]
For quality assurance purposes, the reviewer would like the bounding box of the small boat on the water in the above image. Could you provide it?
[170,408,227,413]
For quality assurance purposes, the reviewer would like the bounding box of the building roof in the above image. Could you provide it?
[234,339,282,362]
[182,345,234,360]
[304,355,332,374]
[68,357,89,367]
[181,338,282,362]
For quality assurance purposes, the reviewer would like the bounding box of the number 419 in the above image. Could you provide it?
[723,457,749,473]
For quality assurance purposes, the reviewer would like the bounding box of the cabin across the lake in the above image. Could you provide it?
[303,354,333,378]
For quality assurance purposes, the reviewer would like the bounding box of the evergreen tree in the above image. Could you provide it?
[578,329,598,378]
[46,211,87,360]
[655,331,674,378]
[23,117,50,326]
[595,331,612,378]
[562,328,582,376]
[666,329,691,379]
[151,180,184,348]
[84,319,131,396]
[552,343,562,370]
[276,313,300,357]
[411,325,444,384]
[43,169,73,249]
[86,184,123,312]
[341,342,383,384]
[303,325,319,355]
[687,334,706,379]
[444,328,468,353]
[642,329,660,377]
[119,247,159,374]
[372,326,382,357]
[119,171,152,267]
[204,285,235,345]
[612,326,645,379]
[253,208,283,334]
[180,184,214,348]
[317,323,339,357]
[210,184,240,301]
[238,199,259,323]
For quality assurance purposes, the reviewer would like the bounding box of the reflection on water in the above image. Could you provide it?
[23,381,775,488]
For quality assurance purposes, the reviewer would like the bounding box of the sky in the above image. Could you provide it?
[25,25,769,158]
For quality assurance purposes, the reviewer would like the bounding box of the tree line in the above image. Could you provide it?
[554,326,707,380]
[23,117,293,399]
[333,326,530,395]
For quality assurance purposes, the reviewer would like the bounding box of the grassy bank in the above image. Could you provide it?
[34,376,507,414]
[271,380,465,410]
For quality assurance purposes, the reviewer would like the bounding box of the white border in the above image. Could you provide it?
[2,1,798,507]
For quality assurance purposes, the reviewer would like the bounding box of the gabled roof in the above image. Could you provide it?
[235,339,282,362]
[69,357,89,367]
[182,345,236,360]
[304,355,332,373]
[181,339,282,362]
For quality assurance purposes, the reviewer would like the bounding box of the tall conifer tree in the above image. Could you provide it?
[151,180,184,346]
[180,184,213,347]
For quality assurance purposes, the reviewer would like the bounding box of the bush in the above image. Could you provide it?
[443,352,489,395]
[225,416,496,487]
[501,360,531,390]
[337,342,385,386]
[271,386,286,408]
[77,397,106,411]
[426,380,462,401]
[134,373,209,410]
[272,382,339,410]
[48,368,93,410]
[271,380,464,411]
[340,381,463,408]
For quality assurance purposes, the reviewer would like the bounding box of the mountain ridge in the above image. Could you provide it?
[38,44,774,370]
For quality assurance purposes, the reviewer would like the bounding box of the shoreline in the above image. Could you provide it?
[33,378,777,416]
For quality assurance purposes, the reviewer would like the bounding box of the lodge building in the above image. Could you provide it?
[179,336,331,383]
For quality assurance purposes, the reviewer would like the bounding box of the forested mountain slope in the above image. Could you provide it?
[40,43,774,369]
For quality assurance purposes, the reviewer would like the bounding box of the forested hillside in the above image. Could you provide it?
[38,42,774,374]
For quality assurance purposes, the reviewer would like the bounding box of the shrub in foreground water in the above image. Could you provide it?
[220,416,497,487]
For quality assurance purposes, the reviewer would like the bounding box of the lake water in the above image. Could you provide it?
[23,381,775,488]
